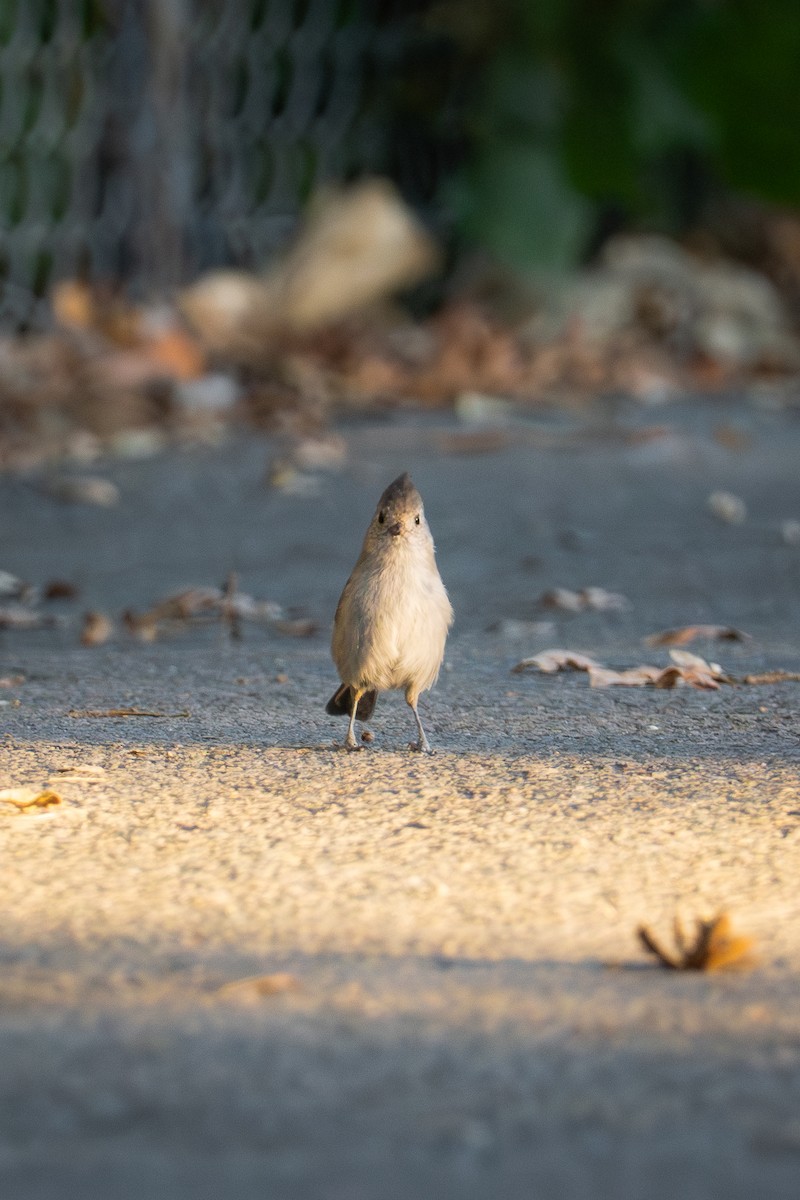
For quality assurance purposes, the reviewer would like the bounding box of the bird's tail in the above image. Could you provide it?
[325,685,378,721]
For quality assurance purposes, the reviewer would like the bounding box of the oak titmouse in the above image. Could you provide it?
[326,472,453,752]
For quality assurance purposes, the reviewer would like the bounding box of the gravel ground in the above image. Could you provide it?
[1,396,800,1199]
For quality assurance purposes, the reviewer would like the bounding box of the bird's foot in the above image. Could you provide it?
[343,737,363,752]
[408,739,434,755]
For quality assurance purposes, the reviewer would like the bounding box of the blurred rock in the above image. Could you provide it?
[47,476,120,507]
[526,234,800,372]
[180,179,439,358]
[781,519,800,546]
[708,490,747,524]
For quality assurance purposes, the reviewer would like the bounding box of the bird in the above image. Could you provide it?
[326,472,453,752]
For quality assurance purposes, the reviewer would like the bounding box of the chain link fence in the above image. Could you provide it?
[0,0,447,329]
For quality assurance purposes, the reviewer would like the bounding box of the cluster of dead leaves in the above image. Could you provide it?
[0,570,75,630]
[0,567,317,646]
[513,648,734,689]
[86,575,317,646]
[510,621,800,689]
[513,637,800,690]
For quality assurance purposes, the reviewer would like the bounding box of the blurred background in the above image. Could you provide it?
[2,0,800,466]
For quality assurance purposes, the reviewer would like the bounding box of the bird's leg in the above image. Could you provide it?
[345,687,364,750]
[406,691,433,754]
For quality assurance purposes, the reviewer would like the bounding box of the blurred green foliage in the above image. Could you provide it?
[434,0,800,270]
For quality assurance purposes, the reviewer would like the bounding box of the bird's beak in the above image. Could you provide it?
[388,521,402,537]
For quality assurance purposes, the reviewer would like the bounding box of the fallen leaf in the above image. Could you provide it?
[512,649,601,674]
[645,624,749,647]
[713,424,753,452]
[637,913,756,971]
[80,611,113,646]
[289,434,347,472]
[667,648,733,687]
[0,787,62,811]
[743,670,800,684]
[49,764,106,782]
[43,579,79,600]
[218,972,301,999]
[0,571,33,600]
[486,619,555,639]
[51,279,95,330]
[538,587,630,613]
[145,326,206,381]
[587,664,668,687]
[68,708,190,718]
[122,609,160,642]
[781,519,800,546]
[151,587,223,620]
[579,587,631,612]
[271,618,318,638]
[538,588,585,613]
[708,490,747,523]
[0,606,55,630]
[0,674,24,688]
[47,476,120,507]
[125,584,287,641]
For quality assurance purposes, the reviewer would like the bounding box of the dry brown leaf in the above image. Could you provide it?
[43,579,79,600]
[713,424,753,452]
[151,587,223,620]
[579,587,631,612]
[538,587,629,613]
[271,618,318,638]
[645,624,749,647]
[537,588,585,613]
[47,476,120,507]
[638,913,756,972]
[667,649,733,687]
[218,972,301,999]
[512,649,601,674]
[0,606,55,630]
[743,670,800,684]
[145,326,206,381]
[587,664,667,687]
[80,611,113,646]
[68,707,190,718]
[122,609,160,642]
[0,787,62,811]
[51,279,96,331]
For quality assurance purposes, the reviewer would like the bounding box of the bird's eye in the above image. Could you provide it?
[414,514,420,525]
[378,510,385,524]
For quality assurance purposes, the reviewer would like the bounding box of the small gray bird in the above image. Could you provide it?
[326,473,453,752]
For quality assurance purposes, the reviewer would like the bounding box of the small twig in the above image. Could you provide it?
[743,671,800,685]
[221,571,242,641]
[68,707,190,718]
[638,912,756,972]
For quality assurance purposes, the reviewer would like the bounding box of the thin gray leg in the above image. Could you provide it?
[345,689,363,750]
[408,698,433,754]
